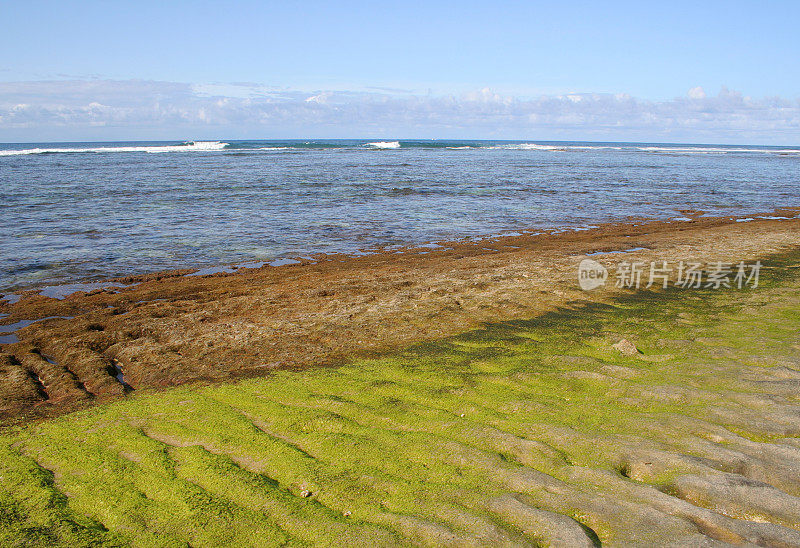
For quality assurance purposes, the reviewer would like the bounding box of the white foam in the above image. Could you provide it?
[0,141,229,156]
[566,146,624,150]
[484,143,800,155]
[490,143,565,151]
[488,143,623,151]
[179,141,228,151]
[637,146,800,155]
[365,141,401,149]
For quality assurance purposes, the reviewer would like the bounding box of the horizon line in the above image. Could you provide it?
[2,138,799,148]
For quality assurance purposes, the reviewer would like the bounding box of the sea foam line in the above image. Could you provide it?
[0,141,229,156]
[488,143,625,151]
[483,143,800,154]
[636,146,800,155]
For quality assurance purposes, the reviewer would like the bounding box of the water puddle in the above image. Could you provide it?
[235,261,267,270]
[1,294,21,305]
[586,247,650,256]
[133,298,167,305]
[0,316,74,345]
[1,282,136,305]
[186,265,238,276]
[268,258,302,266]
[411,243,453,253]
[474,231,524,241]
[38,282,134,300]
[111,360,133,391]
[186,257,304,277]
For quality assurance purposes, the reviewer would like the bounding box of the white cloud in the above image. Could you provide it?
[688,86,707,99]
[305,92,332,104]
[0,80,798,143]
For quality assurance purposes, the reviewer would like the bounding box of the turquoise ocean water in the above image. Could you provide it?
[1,139,798,292]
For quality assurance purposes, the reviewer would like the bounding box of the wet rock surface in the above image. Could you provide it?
[2,215,800,424]
[2,233,800,545]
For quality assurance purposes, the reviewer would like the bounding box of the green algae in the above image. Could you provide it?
[2,250,800,546]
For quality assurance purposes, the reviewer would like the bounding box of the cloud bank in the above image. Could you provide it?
[1,80,799,144]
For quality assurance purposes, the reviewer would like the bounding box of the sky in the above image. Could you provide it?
[1,0,799,143]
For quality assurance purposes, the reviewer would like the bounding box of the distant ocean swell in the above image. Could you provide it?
[2,140,800,157]
[1,138,799,292]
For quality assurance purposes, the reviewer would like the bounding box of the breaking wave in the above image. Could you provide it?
[365,141,401,149]
[0,141,229,156]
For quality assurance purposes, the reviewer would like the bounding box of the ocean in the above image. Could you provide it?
[1,139,798,293]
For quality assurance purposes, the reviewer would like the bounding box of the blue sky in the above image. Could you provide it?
[1,1,799,143]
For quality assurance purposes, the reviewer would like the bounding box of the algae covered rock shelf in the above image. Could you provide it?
[2,252,800,546]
